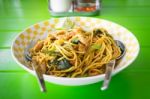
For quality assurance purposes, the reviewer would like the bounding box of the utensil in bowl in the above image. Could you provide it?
[24,40,46,92]
[101,40,126,90]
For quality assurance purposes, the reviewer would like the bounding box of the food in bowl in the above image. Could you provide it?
[29,27,121,77]
[11,17,140,86]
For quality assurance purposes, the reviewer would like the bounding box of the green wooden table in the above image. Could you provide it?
[0,0,150,99]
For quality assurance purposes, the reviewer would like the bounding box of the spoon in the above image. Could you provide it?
[101,40,126,90]
[24,40,46,92]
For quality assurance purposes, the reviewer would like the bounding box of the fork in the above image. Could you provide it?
[24,40,46,92]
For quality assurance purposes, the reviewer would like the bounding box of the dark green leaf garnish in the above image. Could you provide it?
[57,58,72,70]
[48,60,52,66]
[93,29,103,36]
[48,56,59,67]
[71,37,80,44]
[48,58,72,70]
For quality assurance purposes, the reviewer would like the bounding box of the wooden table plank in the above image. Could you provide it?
[103,0,150,7]
[0,49,24,71]
[1,7,150,18]
[0,31,18,47]
[0,18,50,31]
[102,6,150,17]
[0,0,49,18]
[0,16,150,47]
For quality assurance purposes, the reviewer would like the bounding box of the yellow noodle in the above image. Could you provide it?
[30,27,121,77]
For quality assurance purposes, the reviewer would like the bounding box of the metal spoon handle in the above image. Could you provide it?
[32,62,46,92]
[101,59,116,90]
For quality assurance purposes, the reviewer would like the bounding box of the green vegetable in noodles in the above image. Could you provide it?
[71,37,80,44]
[57,58,71,70]
[91,43,101,50]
